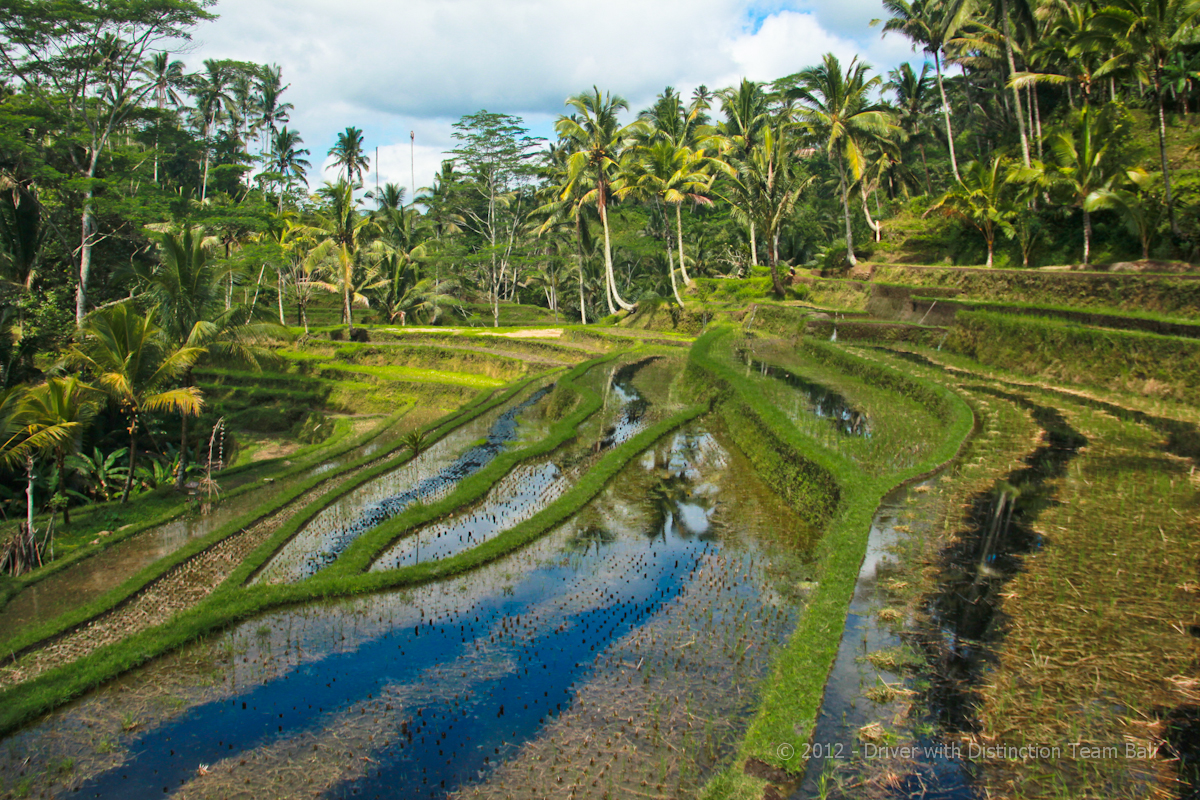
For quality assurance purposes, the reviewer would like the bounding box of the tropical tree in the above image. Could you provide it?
[1085,168,1163,259]
[617,141,715,304]
[13,377,99,524]
[1095,0,1200,235]
[554,87,646,313]
[886,61,938,193]
[0,0,216,323]
[137,227,274,488]
[874,0,964,180]
[70,303,204,503]
[139,51,187,185]
[192,58,235,202]
[328,126,369,186]
[711,79,771,265]
[925,156,1017,266]
[268,126,311,212]
[305,180,386,331]
[792,54,896,267]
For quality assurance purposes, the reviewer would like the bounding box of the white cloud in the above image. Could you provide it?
[185,0,919,193]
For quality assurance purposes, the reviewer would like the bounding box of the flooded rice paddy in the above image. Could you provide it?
[253,385,553,584]
[1,414,817,799]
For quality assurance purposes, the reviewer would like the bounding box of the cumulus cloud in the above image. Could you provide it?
[186,0,917,192]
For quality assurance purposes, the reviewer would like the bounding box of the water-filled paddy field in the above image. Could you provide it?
[0,332,1196,800]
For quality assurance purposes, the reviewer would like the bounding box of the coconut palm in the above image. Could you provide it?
[137,227,274,488]
[1085,168,1164,259]
[305,180,387,331]
[13,377,99,524]
[268,127,311,212]
[617,141,715,304]
[886,62,937,193]
[70,303,204,503]
[1094,0,1200,235]
[139,52,186,185]
[874,0,964,180]
[925,156,1016,267]
[191,58,235,202]
[534,142,599,324]
[792,54,897,268]
[328,126,369,186]
[554,87,646,314]
[711,80,772,266]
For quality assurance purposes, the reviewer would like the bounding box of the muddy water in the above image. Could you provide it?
[793,391,1086,799]
[369,359,657,571]
[15,418,816,800]
[252,385,553,584]
[741,353,871,437]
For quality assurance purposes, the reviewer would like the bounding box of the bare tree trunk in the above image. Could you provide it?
[1083,208,1092,265]
[934,50,961,181]
[1156,72,1180,235]
[1000,0,1031,167]
[675,204,693,286]
[749,220,758,267]
[121,420,139,504]
[277,267,286,325]
[840,164,857,267]
[861,183,882,243]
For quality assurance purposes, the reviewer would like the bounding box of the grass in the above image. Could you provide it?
[0,373,548,661]
[948,309,1200,400]
[0,393,704,738]
[688,326,974,798]
[869,264,1200,318]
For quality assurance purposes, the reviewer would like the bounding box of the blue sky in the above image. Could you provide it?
[186,0,918,196]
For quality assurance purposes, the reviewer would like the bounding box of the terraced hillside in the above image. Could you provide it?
[0,305,1195,800]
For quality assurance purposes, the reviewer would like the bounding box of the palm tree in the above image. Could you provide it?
[925,156,1016,266]
[1095,0,1200,235]
[70,303,204,503]
[191,59,234,202]
[268,127,311,212]
[793,54,897,268]
[554,87,645,314]
[139,52,186,185]
[1015,106,1128,264]
[14,377,99,524]
[711,80,771,266]
[306,180,386,331]
[1085,168,1164,259]
[886,62,937,193]
[138,226,274,488]
[329,126,369,186]
[254,64,293,161]
[617,141,715,304]
[535,143,598,324]
[874,0,964,180]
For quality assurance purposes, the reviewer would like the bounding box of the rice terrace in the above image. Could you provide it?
[0,0,1199,798]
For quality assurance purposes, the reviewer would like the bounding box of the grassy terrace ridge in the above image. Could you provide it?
[0,402,413,610]
[0,378,703,739]
[236,350,626,585]
[866,264,1200,317]
[909,295,1200,337]
[947,310,1200,400]
[0,370,557,663]
[688,327,974,799]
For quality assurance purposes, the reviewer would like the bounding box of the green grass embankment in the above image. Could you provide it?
[0,373,704,739]
[947,310,1200,400]
[0,373,551,662]
[689,327,974,798]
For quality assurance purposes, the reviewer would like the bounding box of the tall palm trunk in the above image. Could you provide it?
[934,51,961,181]
[666,237,684,307]
[674,204,693,286]
[839,163,857,267]
[574,216,588,324]
[121,416,139,504]
[749,221,758,267]
[1156,67,1180,235]
[1083,208,1093,265]
[1000,0,1031,167]
[597,183,634,312]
